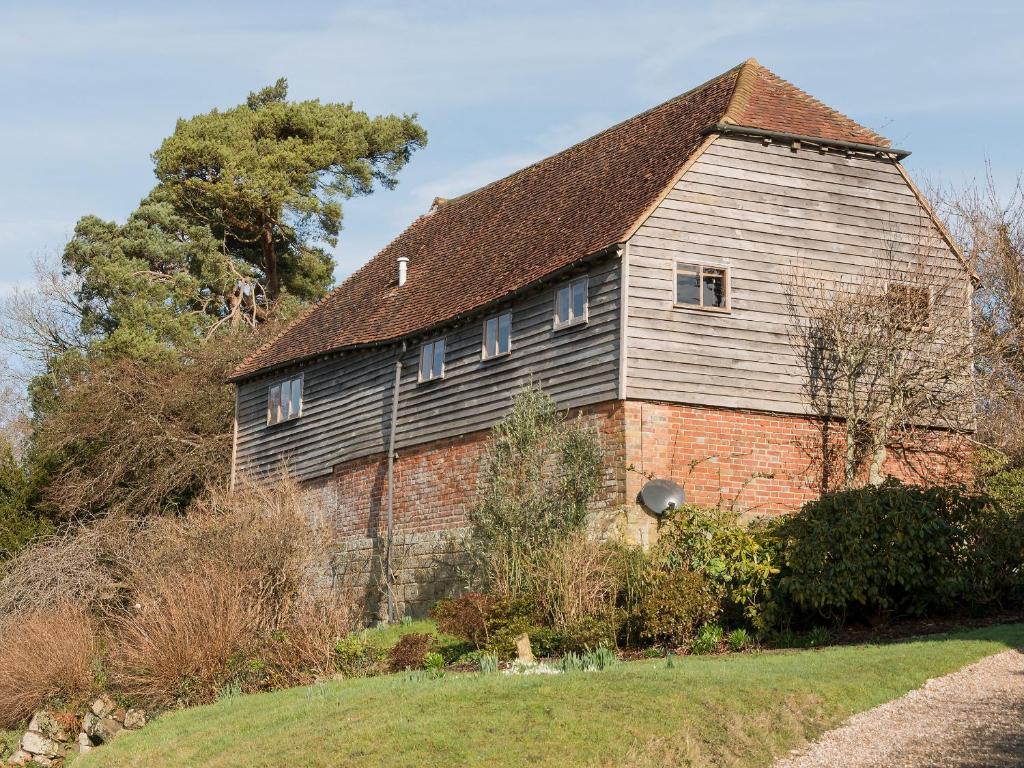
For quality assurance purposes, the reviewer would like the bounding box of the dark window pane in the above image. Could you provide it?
[676,265,700,305]
[498,313,511,353]
[572,279,587,319]
[703,269,726,308]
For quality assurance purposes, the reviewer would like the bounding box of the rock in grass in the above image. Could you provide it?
[78,732,95,754]
[90,694,117,718]
[515,633,535,663]
[27,711,73,743]
[124,709,147,729]
[7,749,32,765]
[20,729,66,758]
[89,716,125,744]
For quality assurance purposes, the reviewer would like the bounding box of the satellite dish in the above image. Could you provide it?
[639,478,686,516]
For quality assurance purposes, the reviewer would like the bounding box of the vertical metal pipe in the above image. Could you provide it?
[229,391,239,493]
[385,341,405,623]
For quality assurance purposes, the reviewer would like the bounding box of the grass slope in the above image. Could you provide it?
[80,624,1024,768]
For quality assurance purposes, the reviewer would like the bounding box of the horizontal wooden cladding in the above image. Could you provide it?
[625,135,968,415]
[235,257,620,482]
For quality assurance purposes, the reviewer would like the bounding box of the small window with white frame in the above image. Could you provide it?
[419,337,446,382]
[482,312,512,360]
[267,374,303,425]
[554,275,588,329]
[675,262,729,311]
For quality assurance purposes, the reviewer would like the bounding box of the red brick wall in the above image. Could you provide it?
[308,400,627,541]
[303,397,971,544]
[623,400,972,516]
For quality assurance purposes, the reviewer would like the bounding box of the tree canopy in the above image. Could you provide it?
[58,78,427,361]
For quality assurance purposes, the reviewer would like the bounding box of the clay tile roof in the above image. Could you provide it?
[230,59,889,381]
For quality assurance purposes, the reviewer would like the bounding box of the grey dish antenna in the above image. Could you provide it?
[639,478,686,516]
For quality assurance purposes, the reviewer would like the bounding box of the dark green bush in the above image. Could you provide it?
[637,567,720,646]
[777,480,1023,621]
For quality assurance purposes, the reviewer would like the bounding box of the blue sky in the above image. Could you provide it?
[1,0,1022,296]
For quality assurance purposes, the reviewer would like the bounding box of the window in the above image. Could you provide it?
[554,276,588,329]
[419,337,446,382]
[267,375,303,425]
[482,312,512,360]
[675,263,729,311]
[887,283,932,329]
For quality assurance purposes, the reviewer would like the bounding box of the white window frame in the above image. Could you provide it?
[418,337,446,383]
[481,311,512,361]
[266,374,304,426]
[673,262,731,312]
[553,275,589,330]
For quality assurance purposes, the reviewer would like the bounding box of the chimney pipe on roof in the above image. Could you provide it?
[397,256,409,287]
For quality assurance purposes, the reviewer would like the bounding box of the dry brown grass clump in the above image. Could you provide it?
[106,478,355,708]
[527,532,617,631]
[0,476,357,715]
[0,606,97,728]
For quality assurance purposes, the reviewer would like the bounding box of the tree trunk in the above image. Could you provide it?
[262,228,280,299]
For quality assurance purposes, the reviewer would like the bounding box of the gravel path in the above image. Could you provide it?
[773,649,1024,768]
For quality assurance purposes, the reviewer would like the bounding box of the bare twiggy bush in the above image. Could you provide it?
[789,222,974,488]
[0,516,141,626]
[527,533,617,631]
[0,606,98,728]
[32,343,247,522]
[932,171,1024,460]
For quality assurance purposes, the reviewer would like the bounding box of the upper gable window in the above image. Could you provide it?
[554,276,588,329]
[675,263,729,311]
[267,375,303,425]
[482,312,512,360]
[419,337,446,382]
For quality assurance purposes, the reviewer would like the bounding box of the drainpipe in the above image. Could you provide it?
[229,390,239,492]
[385,341,406,623]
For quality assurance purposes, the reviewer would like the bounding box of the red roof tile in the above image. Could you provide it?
[230,60,889,381]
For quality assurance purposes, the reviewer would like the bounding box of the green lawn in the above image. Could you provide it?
[79,624,1024,768]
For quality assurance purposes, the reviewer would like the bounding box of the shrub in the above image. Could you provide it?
[652,505,780,629]
[423,652,445,678]
[777,480,1022,621]
[638,567,720,646]
[430,593,494,649]
[525,533,619,641]
[0,606,98,728]
[334,634,388,678]
[466,384,602,599]
[106,566,259,708]
[690,623,724,655]
[726,628,750,652]
[388,633,434,672]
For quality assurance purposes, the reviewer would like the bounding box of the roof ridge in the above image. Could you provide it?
[720,57,760,126]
